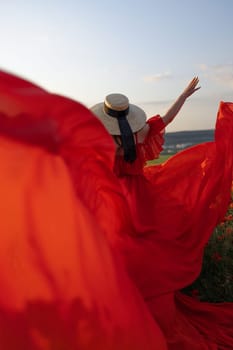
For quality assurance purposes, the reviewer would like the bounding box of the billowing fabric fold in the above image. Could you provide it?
[0,70,167,350]
[116,102,233,349]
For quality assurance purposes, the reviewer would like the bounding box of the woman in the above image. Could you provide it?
[91,77,199,165]
[91,80,233,349]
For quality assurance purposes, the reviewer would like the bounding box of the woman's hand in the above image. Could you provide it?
[182,76,200,99]
[161,77,201,126]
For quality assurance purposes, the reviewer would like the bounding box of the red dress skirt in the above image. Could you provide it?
[0,70,167,350]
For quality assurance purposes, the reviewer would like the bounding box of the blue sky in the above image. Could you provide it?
[0,0,232,131]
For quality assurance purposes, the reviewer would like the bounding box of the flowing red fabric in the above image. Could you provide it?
[113,106,233,349]
[2,69,233,350]
[0,70,167,350]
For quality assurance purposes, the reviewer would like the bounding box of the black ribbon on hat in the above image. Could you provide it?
[104,104,136,163]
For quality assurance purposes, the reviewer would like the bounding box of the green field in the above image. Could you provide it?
[147,154,172,165]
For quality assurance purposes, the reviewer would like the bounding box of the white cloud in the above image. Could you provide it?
[143,71,172,83]
[199,63,233,88]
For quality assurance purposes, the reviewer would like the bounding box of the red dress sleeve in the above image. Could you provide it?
[137,115,165,163]
[114,115,165,176]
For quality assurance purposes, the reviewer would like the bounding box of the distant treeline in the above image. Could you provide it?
[162,129,214,154]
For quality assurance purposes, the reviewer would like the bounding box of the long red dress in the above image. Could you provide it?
[113,107,233,349]
[2,69,233,349]
[0,70,167,350]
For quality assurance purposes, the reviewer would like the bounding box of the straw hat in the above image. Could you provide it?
[90,93,147,135]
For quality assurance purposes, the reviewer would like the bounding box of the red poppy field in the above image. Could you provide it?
[182,189,233,302]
